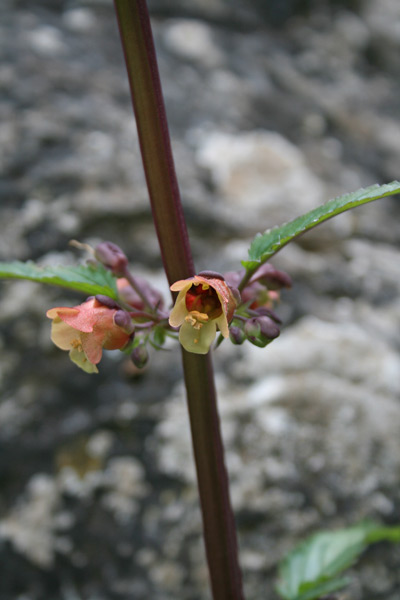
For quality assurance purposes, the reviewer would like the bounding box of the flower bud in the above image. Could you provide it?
[197,270,225,280]
[117,277,164,311]
[244,316,280,347]
[94,242,128,276]
[113,310,135,335]
[229,325,246,345]
[223,270,245,289]
[131,343,149,369]
[95,295,120,309]
[250,264,292,290]
[229,286,241,306]
[252,306,282,324]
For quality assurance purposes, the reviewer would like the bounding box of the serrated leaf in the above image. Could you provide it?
[0,261,117,298]
[243,181,400,271]
[276,522,400,600]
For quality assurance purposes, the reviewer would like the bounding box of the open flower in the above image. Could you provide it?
[169,274,237,354]
[46,298,131,373]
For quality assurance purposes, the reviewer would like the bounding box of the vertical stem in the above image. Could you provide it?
[182,351,245,599]
[114,0,193,285]
[113,2,244,598]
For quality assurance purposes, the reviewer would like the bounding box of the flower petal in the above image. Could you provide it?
[50,318,82,350]
[215,313,229,338]
[53,301,98,333]
[170,279,195,292]
[193,275,237,324]
[169,283,192,327]
[102,327,131,351]
[80,331,104,365]
[46,307,79,320]
[179,320,217,354]
[69,347,98,374]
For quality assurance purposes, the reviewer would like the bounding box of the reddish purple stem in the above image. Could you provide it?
[113,2,245,598]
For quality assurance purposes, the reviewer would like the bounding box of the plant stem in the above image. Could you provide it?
[238,269,254,292]
[114,0,193,285]
[122,267,156,313]
[182,350,245,599]
[113,2,244,598]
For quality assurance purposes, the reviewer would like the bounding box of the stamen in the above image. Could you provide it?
[185,310,209,330]
[71,338,83,351]
[191,310,209,323]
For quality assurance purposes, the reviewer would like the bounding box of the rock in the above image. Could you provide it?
[28,25,66,57]
[196,129,324,229]
[1,1,400,598]
[0,474,60,568]
[163,19,223,67]
[62,8,96,33]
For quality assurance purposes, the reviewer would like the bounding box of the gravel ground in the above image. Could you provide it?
[0,1,400,599]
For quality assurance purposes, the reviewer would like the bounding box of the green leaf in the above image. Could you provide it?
[153,325,166,347]
[364,524,400,544]
[243,181,400,271]
[0,261,118,299]
[293,577,350,600]
[276,521,400,600]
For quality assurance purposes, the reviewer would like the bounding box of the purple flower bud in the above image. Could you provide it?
[113,310,135,335]
[250,264,292,290]
[223,270,246,289]
[131,344,149,369]
[251,306,282,324]
[117,276,164,311]
[244,316,280,347]
[229,326,246,345]
[229,286,241,306]
[197,270,225,280]
[95,295,120,309]
[257,316,280,339]
[94,242,128,276]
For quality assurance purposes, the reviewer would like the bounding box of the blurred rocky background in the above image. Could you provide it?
[0,0,400,598]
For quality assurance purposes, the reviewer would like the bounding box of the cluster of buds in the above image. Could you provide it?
[46,240,291,373]
[225,264,292,349]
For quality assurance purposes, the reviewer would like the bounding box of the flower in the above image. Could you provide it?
[117,277,164,311]
[169,274,237,354]
[46,298,131,373]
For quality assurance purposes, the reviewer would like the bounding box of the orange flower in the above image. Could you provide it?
[46,298,131,373]
[169,274,237,354]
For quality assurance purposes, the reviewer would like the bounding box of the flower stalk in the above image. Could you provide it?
[113,1,245,598]
[113,0,193,285]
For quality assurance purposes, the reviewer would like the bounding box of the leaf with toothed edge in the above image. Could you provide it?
[0,261,118,298]
[243,181,400,271]
[276,521,400,600]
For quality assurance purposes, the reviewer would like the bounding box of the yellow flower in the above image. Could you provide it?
[169,274,237,354]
